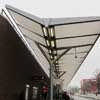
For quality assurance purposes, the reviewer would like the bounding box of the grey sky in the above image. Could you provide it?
[1,0,100,18]
[69,38,100,87]
[1,0,100,87]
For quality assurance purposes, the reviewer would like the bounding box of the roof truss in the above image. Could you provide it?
[3,5,100,87]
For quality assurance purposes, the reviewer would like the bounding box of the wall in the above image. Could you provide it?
[0,15,48,100]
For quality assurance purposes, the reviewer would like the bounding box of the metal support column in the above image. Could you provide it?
[50,62,54,100]
[25,84,30,100]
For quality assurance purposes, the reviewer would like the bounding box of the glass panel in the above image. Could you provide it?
[25,37,50,76]
[8,9,43,35]
[55,22,100,38]
[18,26,45,44]
[56,36,97,47]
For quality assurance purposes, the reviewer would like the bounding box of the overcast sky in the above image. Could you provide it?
[1,0,100,18]
[1,0,100,88]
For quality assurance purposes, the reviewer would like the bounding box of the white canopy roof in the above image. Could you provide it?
[4,5,100,88]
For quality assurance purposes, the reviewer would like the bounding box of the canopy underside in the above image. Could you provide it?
[3,5,100,88]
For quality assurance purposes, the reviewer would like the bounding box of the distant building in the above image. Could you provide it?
[81,79,97,94]
[81,70,100,94]
[97,73,100,94]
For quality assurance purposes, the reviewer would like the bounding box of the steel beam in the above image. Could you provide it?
[53,48,71,63]
[56,44,93,50]
[56,33,100,40]
[58,71,66,78]
[49,19,100,27]
[35,42,51,63]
